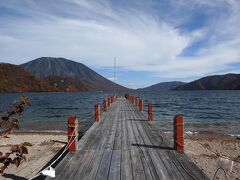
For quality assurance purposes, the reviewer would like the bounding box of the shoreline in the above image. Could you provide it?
[0,131,239,179]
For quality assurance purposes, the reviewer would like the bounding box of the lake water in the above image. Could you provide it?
[0,91,239,138]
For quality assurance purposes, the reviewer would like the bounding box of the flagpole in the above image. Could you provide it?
[114,57,116,96]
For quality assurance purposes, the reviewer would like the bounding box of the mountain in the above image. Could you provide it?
[43,76,88,92]
[174,73,240,90]
[21,57,128,91]
[0,63,55,92]
[138,81,185,91]
[0,63,89,92]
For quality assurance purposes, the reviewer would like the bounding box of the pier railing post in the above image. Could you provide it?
[148,103,153,121]
[95,103,101,122]
[68,116,78,153]
[139,99,143,112]
[130,96,134,104]
[135,97,138,107]
[103,99,107,112]
[174,115,184,152]
[108,97,111,108]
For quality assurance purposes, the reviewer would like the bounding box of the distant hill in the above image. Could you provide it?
[21,57,128,91]
[0,63,55,92]
[174,74,240,90]
[138,81,185,91]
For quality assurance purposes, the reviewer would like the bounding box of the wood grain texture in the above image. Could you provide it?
[46,98,209,180]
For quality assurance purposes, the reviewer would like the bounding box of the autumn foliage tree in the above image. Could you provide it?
[0,96,31,173]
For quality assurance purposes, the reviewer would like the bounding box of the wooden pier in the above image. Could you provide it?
[46,97,209,180]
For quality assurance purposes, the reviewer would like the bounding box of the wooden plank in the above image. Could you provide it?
[105,103,120,150]
[77,112,107,149]
[129,102,170,180]
[121,105,128,150]
[125,102,145,180]
[54,150,94,180]
[136,105,197,180]
[130,149,145,180]
[113,113,122,150]
[81,107,113,151]
[131,106,185,180]
[121,149,133,180]
[72,150,96,180]
[79,150,104,180]
[108,150,121,180]
[95,150,112,180]
[128,104,154,180]
[92,110,116,150]
[121,102,133,180]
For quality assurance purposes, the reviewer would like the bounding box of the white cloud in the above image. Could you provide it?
[0,0,190,65]
[0,0,240,82]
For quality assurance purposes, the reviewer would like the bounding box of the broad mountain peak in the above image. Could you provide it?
[21,57,128,91]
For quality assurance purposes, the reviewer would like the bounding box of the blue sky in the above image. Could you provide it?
[0,0,240,88]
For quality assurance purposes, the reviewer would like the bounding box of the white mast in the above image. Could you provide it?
[114,56,116,95]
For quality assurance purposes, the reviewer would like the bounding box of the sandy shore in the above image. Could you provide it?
[185,138,240,180]
[0,132,239,179]
[0,132,67,179]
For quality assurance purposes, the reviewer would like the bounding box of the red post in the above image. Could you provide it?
[95,103,101,122]
[135,97,138,107]
[68,116,78,153]
[148,103,153,121]
[131,96,134,104]
[108,97,111,108]
[174,115,184,152]
[139,99,143,112]
[103,99,107,112]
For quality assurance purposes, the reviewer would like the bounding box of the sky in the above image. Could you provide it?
[0,0,240,88]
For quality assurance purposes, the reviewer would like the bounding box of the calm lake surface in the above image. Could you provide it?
[0,91,239,137]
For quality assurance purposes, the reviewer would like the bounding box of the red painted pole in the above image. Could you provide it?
[174,115,184,152]
[108,97,111,108]
[68,116,78,152]
[135,97,138,107]
[139,99,143,112]
[95,103,101,122]
[148,103,153,121]
[103,99,107,112]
